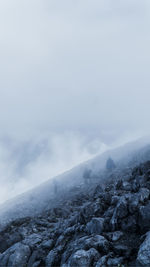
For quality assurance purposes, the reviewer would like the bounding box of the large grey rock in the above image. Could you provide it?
[128,194,139,214]
[84,235,109,253]
[86,218,104,235]
[22,233,42,248]
[45,249,60,267]
[138,188,150,204]
[113,244,130,257]
[121,215,137,232]
[0,242,31,267]
[115,197,128,219]
[110,196,128,231]
[95,255,108,267]
[68,248,100,267]
[121,181,132,191]
[106,231,123,242]
[107,257,124,266]
[41,239,54,249]
[137,231,150,265]
[139,201,150,232]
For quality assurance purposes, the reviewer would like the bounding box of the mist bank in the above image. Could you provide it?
[0,130,146,204]
[0,136,150,226]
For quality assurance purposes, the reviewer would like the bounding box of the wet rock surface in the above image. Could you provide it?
[1,161,150,266]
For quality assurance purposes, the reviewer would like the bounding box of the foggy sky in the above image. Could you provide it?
[0,0,150,202]
[0,0,150,139]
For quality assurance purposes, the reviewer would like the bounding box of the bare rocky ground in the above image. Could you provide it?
[1,161,150,266]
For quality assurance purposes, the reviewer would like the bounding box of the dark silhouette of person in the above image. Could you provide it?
[106,157,116,171]
[83,168,92,185]
[53,179,58,195]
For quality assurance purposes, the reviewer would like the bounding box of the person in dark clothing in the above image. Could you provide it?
[53,179,58,195]
[83,168,92,185]
[106,157,116,171]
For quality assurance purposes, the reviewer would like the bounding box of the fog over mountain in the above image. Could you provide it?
[0,0,150,203]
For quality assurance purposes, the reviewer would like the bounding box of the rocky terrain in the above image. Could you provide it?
[1,161,150,266]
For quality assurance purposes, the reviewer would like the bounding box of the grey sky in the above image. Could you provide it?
[0,0,150,138]
[0,0,150,202]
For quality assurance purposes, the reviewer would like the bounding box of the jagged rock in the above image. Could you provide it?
[107,256,124,266]
[0,236,9,253]
[68,248,100,267]
[121,181,132,191]
[45,249,60,267]
[27,250,39,267]
[137,231,150,265]
[138,188,150,204]
[138,201,150,232]
[41,239,54,249]
[79,202,95,223]
[115,179,123,190]
[32,261,41,267]
[103,207,114,218]
[128,194,139,214]
[0,242,31,267]
[113,244,131,257]
[86,217,104,235]
[131,179,140,192]
[94,185,103,197]
[84,235,109,253]
[105,231,123,242]
[115,197,128,219]
[121,215,137,232]
[110,196,128,231]
[95,255,108,267]
[111,195,120,206]
[22,233,42,248]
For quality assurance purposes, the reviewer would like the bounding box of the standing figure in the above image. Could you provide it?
[106,157,116,172]
[83,168,92,185]
[53,179,58,195]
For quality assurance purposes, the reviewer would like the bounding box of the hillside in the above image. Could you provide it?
[0,137,150,226]
[1,144,150,266]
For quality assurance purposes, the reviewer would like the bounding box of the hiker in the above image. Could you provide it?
[83,168,92,185]
[53,179,58,195]
[106,157,116,171]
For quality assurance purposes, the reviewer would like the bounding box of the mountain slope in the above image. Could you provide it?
[0,137,150,226]
[1,159,150,266]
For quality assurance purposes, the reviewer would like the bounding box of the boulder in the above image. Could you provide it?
[95,255,108,267]
[113,244,131,257]
[121,181,132,191]
[115,197,128,219]
[110,196,128,231]
[0,242,31,267]
[138,188,150,204]
[86,218,104,235]
[137,231,150,265]
[138,202,150,232]
[107,257,124,266]
[45,249,60,267]
[22,233,42,248]
[84,235,109,253]
[121,215,137,232]
[68,248,100,267]
[106,231,123,242]
[41,239,54,250]
[128,194,139,214]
